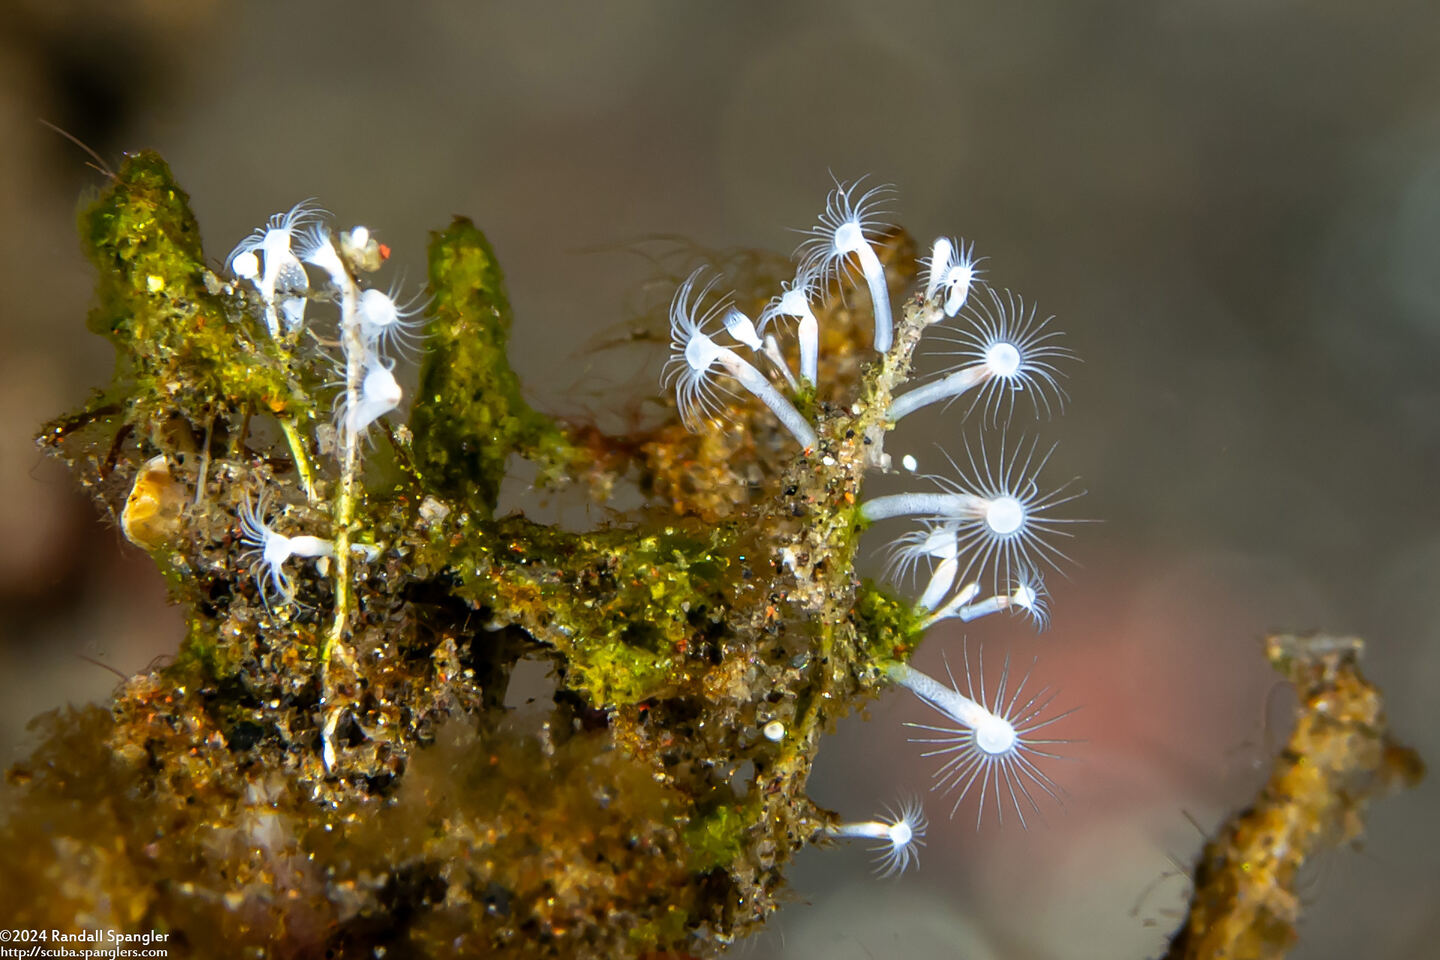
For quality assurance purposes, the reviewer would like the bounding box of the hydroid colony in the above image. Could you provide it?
[7,156,1084,958]
[663,175,1084,840]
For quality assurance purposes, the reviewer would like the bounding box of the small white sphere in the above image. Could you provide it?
[232,251,260,280]
[762,720,785,742]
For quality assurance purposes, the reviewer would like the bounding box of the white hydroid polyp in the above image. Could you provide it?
[758,272,821,385]
[921,567,1051,631]
[889,287,1073,424]
[924,237,952,301]
[824,796,928,877]
[661,267,817,449]
[298,223,349,289]
[357,284,428,359]
[228,199,326,337]
[761,333,800,391]
[237,492,334,608]
[226,198,325,273]
[923,236,985,317]
[887,528,1052,627]
[859,437,1086,590]
[796,176,897,353]
[888,648,1075,828]
[335,355,404,443]
[237,493,379,608]
[722,307,763,352]
[881,520,960,589]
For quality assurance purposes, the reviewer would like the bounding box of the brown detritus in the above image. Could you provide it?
[1164,633,1425,960]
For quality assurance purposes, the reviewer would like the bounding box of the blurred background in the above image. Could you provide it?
[1,1,1436,957]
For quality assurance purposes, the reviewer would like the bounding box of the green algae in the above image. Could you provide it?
[684,800,752,872]
[433,515,735,709]
[854,582,924,665]
[76,152,310,431]
[411,218,574,514]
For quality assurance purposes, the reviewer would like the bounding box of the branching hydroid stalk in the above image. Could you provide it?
[762,333,800,391]
[27,154,1125,950]
[888,367,989,423]
[229,203,326,502]
[889,660,995,734]
[920,556,960,612]
[301,228,363,668]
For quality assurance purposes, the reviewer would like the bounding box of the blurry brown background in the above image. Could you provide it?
[1,2,1436,957]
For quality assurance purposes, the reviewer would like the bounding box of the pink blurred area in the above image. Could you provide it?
[1,2,1436,958]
